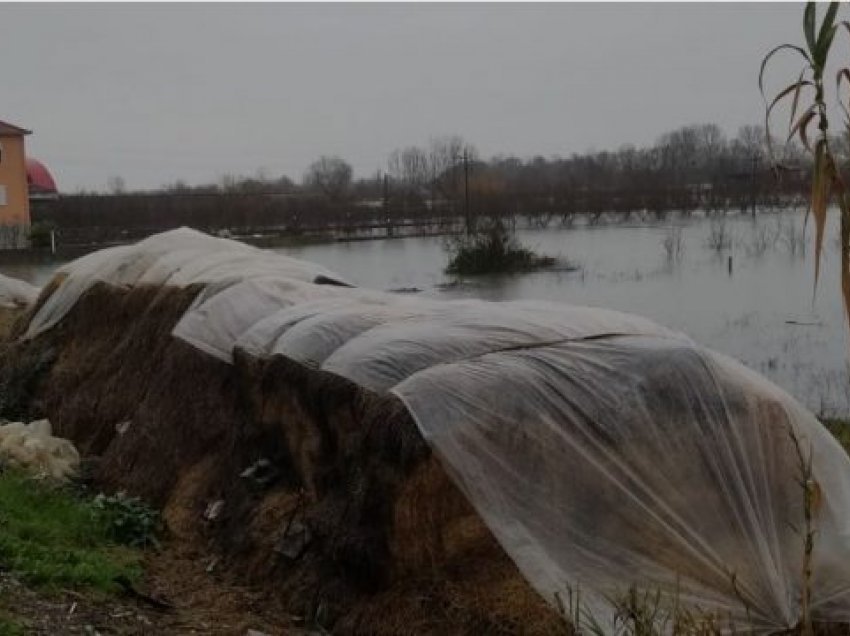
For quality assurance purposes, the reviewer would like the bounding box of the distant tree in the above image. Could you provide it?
[303,156,353,200]
[388,146,430,204]
[219,173,240,193]
[106,175,126,194]
[275,175,298,193]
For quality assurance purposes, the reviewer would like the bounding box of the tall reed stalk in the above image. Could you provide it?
[761,1,850,326]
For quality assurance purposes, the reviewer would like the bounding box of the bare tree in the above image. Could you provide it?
[303,156,353,200]
[388,146,430,203]
[106,175,126,194]
[428,135,477,200]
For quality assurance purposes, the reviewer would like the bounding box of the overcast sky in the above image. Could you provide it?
[1,2,810,192]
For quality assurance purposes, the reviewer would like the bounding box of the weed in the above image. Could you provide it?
[705,219,733,252]
[90,492,160,549]
[778,218,808,257]
[744,223,780,257]
[662,225,686,263]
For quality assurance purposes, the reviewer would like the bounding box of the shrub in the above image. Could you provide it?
[445,220,555,275]
[90,492,160,549]
[27,222,56,249]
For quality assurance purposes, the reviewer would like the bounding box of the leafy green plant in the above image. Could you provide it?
[760,1,850,322]
[90,492,160,549]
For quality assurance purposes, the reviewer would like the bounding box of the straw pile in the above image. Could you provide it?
[0,279,565,634]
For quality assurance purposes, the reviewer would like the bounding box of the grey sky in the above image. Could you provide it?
[1,2,808,192]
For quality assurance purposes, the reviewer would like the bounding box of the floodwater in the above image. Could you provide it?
[3,208,849,416]
[283,210,850,417]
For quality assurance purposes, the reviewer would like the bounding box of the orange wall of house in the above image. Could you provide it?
[0,135,30,226]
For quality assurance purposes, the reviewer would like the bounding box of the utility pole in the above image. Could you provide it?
[431,164,436,216]
[383,173,392,237]
[382,172,389,211]
[750,153,758,218]
[464,148,471,236]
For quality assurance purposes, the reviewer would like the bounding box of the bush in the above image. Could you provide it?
[445,220,555,275]
[27,222,56,249]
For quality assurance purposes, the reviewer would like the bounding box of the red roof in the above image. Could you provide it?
[26,158,57,194]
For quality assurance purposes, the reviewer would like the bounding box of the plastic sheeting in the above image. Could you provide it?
[21,228,850,628]
[184,281,850,627]
[396,338,850,628]
[173,278,389,363]
[0,273,39,308]
[23,227,348,339]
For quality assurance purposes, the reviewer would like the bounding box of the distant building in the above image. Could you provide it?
[0,120,32,238]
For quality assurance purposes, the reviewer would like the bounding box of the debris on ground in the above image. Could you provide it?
[0,419,79,479]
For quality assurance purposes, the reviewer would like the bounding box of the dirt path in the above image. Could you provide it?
[0,543,311,635]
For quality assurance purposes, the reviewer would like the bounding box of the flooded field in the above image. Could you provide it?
[283,209,849,416]
[4,208,848,415]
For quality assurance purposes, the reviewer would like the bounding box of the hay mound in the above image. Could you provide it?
[4,227,850,631]
[0,281,561,634]
[0,419,80,480]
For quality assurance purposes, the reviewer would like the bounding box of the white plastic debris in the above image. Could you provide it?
[0,272,39,309]
[0,419,80,480]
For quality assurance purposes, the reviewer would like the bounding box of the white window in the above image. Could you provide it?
[0,185,7,206]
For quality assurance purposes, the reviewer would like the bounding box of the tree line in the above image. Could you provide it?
[40,123,816,244]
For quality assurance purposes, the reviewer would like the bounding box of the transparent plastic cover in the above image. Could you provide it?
[21,228,850,628]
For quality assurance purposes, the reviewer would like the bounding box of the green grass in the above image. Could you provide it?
[0,614,23,636]
[0,470,142,592]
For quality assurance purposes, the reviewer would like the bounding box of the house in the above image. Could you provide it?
[0,119,32,248]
